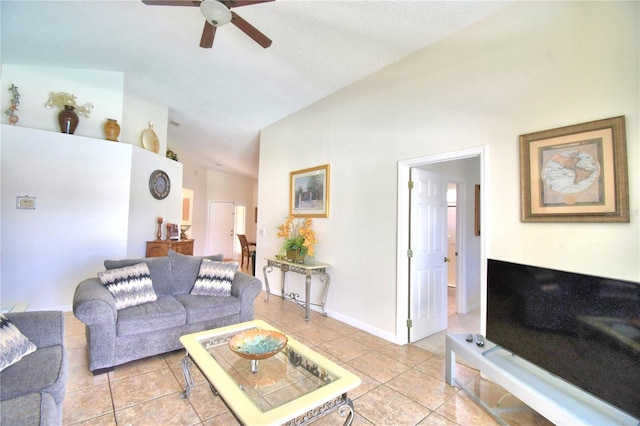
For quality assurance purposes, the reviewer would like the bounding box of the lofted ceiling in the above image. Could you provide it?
[1,0,513,178]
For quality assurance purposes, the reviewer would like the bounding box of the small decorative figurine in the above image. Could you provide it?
[156,217,163,240]
[5,84,20,125]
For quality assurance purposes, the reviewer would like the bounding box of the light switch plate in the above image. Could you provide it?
[16,196,36,209]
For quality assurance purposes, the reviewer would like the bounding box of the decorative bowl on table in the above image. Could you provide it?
[228,329,288,360]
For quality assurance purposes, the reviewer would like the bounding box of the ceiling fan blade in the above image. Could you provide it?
[221,0,274,8]
[142,0,201,6]
[230,11,272,48]
[200,21,217,48]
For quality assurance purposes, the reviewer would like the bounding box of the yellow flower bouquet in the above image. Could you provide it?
[276,216,317,262]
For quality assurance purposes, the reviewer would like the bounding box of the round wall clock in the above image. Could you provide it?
[149,170,170,200]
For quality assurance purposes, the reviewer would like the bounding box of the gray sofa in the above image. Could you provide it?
[73,250,262,374]
[0,311,68,426]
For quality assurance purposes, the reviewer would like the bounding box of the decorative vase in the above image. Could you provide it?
[286,248,307,264]
[104,119,121,141]
[58,105,79,134]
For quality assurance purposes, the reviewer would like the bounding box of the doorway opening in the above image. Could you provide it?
[396,147,486,346]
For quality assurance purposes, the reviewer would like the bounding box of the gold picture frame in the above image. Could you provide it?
[290,164,330,218]
[520,116,629,222]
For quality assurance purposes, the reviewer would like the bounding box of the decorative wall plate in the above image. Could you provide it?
[142,122,160,153]
[149,169,170,200]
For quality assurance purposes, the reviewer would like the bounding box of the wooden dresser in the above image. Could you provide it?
[146,239,194,257]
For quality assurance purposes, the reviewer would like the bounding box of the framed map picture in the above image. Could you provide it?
[520,116,629,222]
[290,164,330,218]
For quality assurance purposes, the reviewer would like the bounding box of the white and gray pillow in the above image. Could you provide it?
[98,262,157,310]
[0,314,37,371]
[190,260,238,297]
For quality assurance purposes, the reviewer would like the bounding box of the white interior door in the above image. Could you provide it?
[207,201,235,258]
[409,168,449,342]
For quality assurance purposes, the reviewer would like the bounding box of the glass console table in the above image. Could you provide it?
[263,257,330,321]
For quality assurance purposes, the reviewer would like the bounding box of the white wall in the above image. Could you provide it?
[258,2,639,342]
[172,150,209,255]
[0,125,182,310]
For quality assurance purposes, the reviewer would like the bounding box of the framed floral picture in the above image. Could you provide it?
[520,116,629,222]
[290,164,330,218]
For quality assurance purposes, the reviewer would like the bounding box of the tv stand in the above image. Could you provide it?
[445,334,638,426]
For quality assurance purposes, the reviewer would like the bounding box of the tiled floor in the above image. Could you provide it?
[62,289,551,425]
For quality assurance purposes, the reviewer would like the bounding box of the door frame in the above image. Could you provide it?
[396,146,488,345]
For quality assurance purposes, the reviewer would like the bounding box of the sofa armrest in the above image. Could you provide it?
[5,311,64,348]
[231,271,261,300]
[73,278,117,325]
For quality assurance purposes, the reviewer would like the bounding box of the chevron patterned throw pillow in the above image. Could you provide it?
[190,259,238,297]
[0,314,37,371]
[98,262,157,310]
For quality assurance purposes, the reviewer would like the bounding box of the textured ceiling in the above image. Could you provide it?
[1,0,513,178]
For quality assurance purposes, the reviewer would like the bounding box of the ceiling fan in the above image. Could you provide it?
[142,0,274,49]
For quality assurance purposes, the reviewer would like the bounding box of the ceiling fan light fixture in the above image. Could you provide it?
[200,0,232,26]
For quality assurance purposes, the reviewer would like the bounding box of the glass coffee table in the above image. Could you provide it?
[180,320,361,425]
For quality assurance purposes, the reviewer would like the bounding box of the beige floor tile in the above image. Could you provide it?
[64,333,87,350]
[201,411,241,425]
[386,369,458,411]
[66,346,89,370]
[66,363,109,393]
[435,390,500,425]
[292,323,343,345]
[317,336,371,363]
[186,382,233,421]
[62,383,112,424]
[351,330,391,349]
[417,411,460,426]
[66,412,117,426]
[107,354,168,382]
[348,351,411,383]
[110,368,183,410]
[376,342,435,367]
[114,392,201,425]
[355,384,432,425]
[415,354,447,380]
[339,363,381,400]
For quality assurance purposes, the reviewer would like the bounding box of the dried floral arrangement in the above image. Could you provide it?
[45,91,94,118]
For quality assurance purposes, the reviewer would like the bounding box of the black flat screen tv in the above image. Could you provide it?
[486,259,640,420]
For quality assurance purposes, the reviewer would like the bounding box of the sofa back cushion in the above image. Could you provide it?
[104,256,173,296]
[169,250,224,294]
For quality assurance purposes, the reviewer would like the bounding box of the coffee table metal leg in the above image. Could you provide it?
[338,396,355,426]
[180,355,194,399]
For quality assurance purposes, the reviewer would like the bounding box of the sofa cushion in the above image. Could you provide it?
[190,260,238,297]
[0,345,66,405]
[174,294,242,324]
[116,296,186,336]
[98,263,158,310]
[0,392,58,426]
[168,250,224,295]
[0,314,36,372]
[104,256,173,296]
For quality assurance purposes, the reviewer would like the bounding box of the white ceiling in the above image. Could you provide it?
[2,0,513,178]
